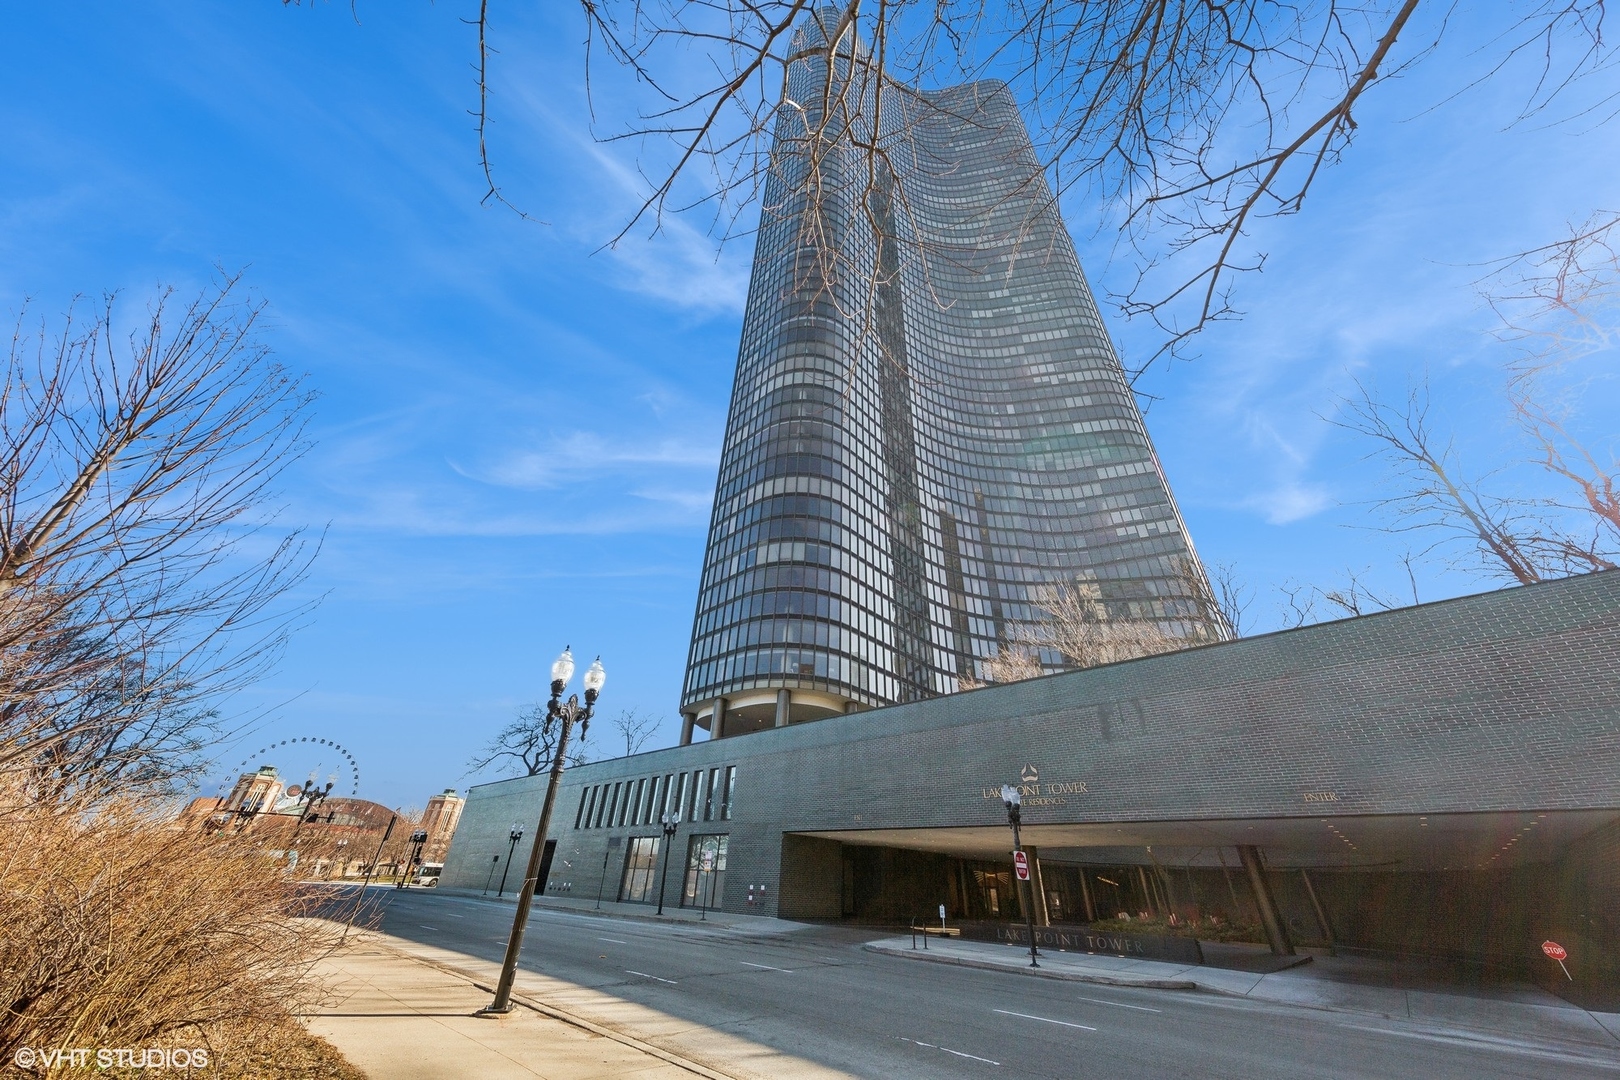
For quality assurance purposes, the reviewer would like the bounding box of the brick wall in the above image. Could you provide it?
[442,572,1620,922]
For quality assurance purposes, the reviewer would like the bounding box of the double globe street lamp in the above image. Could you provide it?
[655,811,681,915]
[1000,784,1040,968]
[483,647,605,1016]
[496,823,524,898]
[397,829,429,888]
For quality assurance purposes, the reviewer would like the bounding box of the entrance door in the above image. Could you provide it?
[535,839,557,896]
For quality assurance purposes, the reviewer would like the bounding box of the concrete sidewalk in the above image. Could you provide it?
[301,934,721,1080]
[304,929,856,1080]
[867,935,1620,1051]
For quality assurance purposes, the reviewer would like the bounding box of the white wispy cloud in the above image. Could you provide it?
[450,431,719,491]
[494,74,752,315]
[1243,482,1333,525]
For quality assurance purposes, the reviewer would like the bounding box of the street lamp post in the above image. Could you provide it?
[397,829,429,888]
[1000,784,1040,968]
[496,824,524,897]
[655,812,680,915]
[482,647,605,1015]
[294,774,336,830]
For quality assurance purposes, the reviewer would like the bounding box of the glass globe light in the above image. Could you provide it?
[583,656,606,694]
[551,647,575,687]
[1000,783,1021,807]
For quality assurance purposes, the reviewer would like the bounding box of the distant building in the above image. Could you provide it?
[421,789,464,864]
[174,769,459,882]
[226,764,284,818]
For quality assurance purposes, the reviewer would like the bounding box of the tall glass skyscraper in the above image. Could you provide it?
[679,11,1213,744]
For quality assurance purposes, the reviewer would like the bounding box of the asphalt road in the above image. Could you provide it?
[357,889,1619,1080]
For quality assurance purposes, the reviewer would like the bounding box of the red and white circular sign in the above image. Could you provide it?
[1013,851,1030,881]
[1542,941,1568,962]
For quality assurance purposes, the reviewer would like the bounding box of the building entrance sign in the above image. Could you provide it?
[981,765,1089,808]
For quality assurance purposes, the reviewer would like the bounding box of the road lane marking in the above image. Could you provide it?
[443,914,464,918]
[1072,996,1160,1013]
[994,1008,1098,1032]
[419,925,439,931]
[740,961,793,972]
[598,937,629,944]
[626,970,679,985]
[897,1038,1000,1066]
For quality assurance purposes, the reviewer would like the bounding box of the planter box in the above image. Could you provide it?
[956,921,1205,965]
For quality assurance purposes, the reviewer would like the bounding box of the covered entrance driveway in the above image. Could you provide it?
[786,808,1620,968]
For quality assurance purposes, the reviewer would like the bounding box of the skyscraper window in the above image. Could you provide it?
[680,10,1214,741]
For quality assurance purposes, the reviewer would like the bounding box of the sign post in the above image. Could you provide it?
[1542,940,1572,981]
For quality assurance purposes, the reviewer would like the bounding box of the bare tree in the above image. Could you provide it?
[0,276,316,806]
[964,556,1228,686]
[610,707,659,757]
[1336,379,1550,586]
[465,702,592,778]
[453,2,1616,370]
[1275,560,1421,628]
[1206,562,1252,639]
[1339,215,1620,586]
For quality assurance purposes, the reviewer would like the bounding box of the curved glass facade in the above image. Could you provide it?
[681,13,1212,737]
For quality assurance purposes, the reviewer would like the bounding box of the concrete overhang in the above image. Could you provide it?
[792,808,1620,872]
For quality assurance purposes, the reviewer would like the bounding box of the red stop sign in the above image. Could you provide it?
[1542,941,1568,961]
[1013,851,1030,881]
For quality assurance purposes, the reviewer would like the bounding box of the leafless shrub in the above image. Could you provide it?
[0,796,354,1075]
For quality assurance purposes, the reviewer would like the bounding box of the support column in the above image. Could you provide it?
[1300,869,1337,956]
[1237,845,1294,956]
[712,698,728,741]
[1028,846,1050,926]
[774,689,790,728]
[1079,867,1097,922]
[844,700,858,714]
[1136,866,1155,917]
[679,712,695,747]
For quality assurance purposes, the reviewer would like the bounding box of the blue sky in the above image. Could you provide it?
[3,5,1616,810]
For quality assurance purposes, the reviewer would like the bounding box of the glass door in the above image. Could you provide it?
[682,834,728,909]
[618,836,660,902]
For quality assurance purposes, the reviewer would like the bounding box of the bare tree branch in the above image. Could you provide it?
[0,276,317,804]
[610,706,660,757]
[465,702,591,778]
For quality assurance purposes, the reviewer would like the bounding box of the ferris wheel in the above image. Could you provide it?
[218,735,363,800]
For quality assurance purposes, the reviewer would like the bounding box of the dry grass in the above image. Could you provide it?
[79,1018,366,1080]
[0,797,373,1078]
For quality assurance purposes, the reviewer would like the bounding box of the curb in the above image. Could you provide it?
[367,937,738,1080]
[864,943,1198,990]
